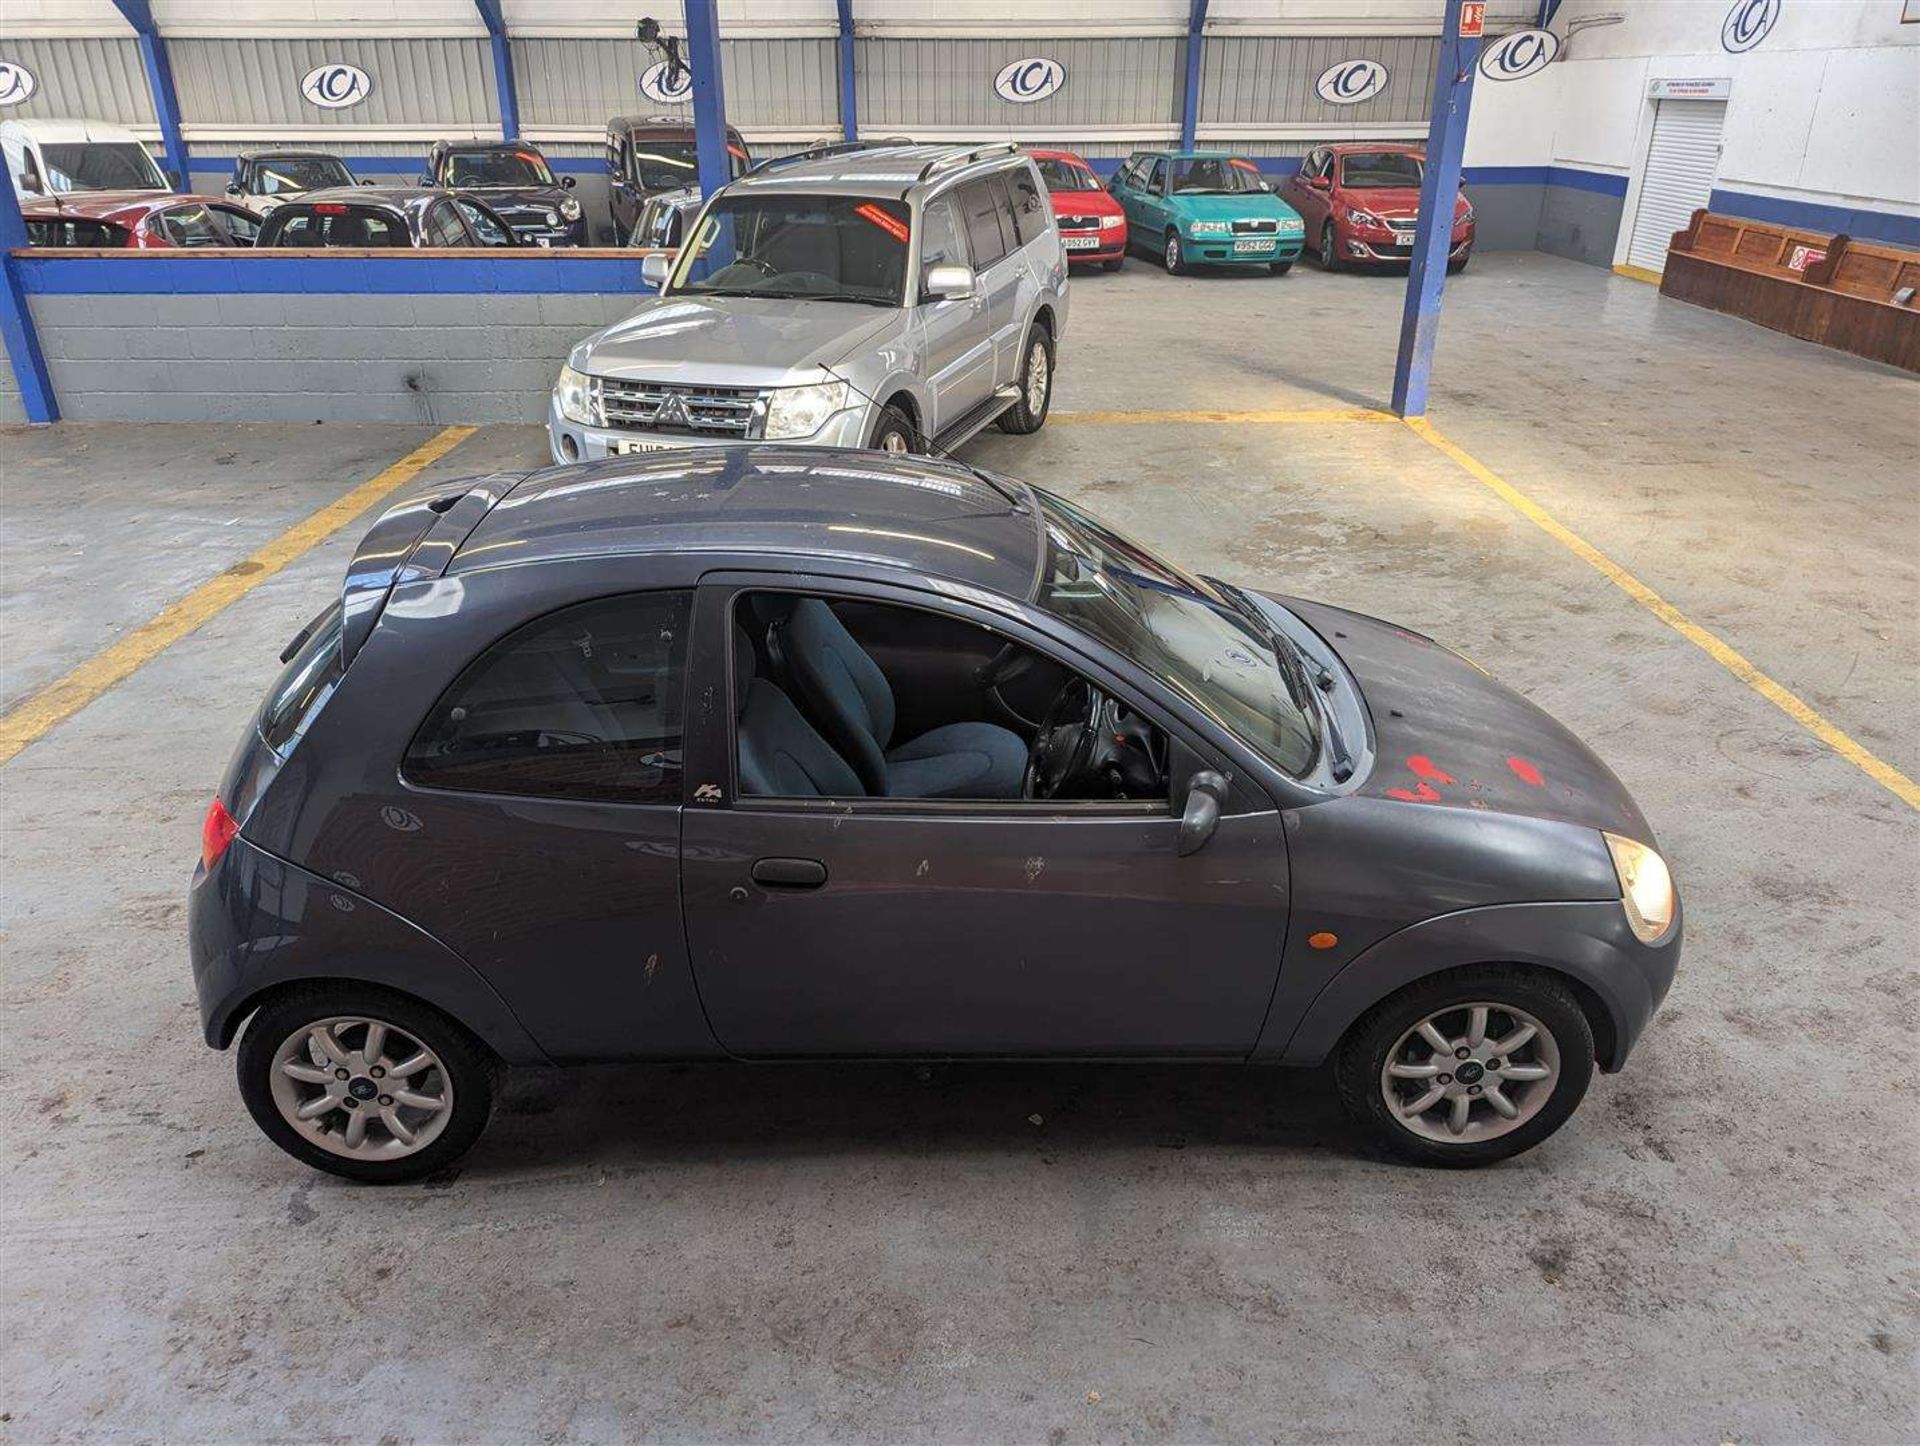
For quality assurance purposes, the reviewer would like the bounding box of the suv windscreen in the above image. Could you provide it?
[445,149,554,187]
[260,206,412,247]
[41,142,167,192]
[1036,490,1320,778]
[251,155,353,194]
[1036,157,1097,193]
[672,193,909,306]
[1340,152,1423,189]
[1169,157,1266,195]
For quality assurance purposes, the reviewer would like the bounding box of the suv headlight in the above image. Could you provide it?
[1098,213,1124,229]
[1188,220,1229,235]
[763,380,848,440]
[559,197,582,222]
[555,363,602,427]
[1346,207,1381,228]
[1604,833,1676,944]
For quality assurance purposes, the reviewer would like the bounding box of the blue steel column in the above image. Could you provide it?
[475,0,521,141]
[836,0,857,143]
[0,180,58,423]
[1179,0,1207,152]
[110,0,189,187]
[1389,0,1482,419]
[683,0,731,200]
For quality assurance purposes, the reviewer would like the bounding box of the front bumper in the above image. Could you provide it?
[1184,232,1305,266]
[547,393,874,465]
[1340,226,1475,264]
[510,217,589,248]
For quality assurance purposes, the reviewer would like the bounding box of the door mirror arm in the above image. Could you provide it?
[1176,770,1229,857]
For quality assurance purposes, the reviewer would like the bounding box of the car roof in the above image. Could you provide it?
[237,148,347,161]
[1326,142,1425,155]
[284,186,439,212]
[731,144,1026,200]
[609,115,743,137]
[21,191,230,221]
[433,139,545,154]
[451,447,1042,600]
[1027,147,1091,162]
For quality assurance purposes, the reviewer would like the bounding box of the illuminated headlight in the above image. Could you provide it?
[559,197,582,222]
[555,363,602,427]
[1346,207,1382,228]
[1098,213,1124,229]
[1604,833,1676,944]
[763,380,848,440]
[1188,220,1230,236]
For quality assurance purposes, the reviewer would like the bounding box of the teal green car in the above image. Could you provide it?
[1108,150,1305,275]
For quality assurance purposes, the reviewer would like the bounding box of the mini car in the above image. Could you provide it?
[1030,146,1127,270]
[1108,149,1305,275]
[21,191,262,248]
[191,450,1681,1182]
[225,149,360,215]
[255,188,519,249]
[424,140,585,247]
[1282,144,1475,272]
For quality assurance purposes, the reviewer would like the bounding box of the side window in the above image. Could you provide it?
[1007,169,1047,245]
[405,591,692,805]
[918,195,968,280]
[1147,158,1168,194]
[213,206,262,245]
[456,198,512,246]
[957,179,1009,269]
[1114,156,1141,191]
[424,201,470,247]
[157,204,224,247]
[606,134,625,180]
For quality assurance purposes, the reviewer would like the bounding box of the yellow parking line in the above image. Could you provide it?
[0,425,479,768]
[1052,407,1395,425]
[1406,416,1920,811]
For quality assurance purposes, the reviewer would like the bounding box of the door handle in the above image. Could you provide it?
[750,857,828,889]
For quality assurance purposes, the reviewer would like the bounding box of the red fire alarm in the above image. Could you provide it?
[1461,2,1486,36]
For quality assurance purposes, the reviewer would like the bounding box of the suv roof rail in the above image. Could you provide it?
[915,142,1021,182]
[742,137,918,178]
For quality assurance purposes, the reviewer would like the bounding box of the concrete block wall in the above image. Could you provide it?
[26,290,640,423]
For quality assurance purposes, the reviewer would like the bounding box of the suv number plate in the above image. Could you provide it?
[612,438,679,454]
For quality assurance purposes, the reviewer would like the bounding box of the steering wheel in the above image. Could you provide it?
[1022,677,1102,799]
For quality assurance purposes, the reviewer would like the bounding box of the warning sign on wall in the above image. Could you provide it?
[1460,3,1486,37]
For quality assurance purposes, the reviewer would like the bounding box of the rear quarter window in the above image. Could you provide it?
[260,602,345,756]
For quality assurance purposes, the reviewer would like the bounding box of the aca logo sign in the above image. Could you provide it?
[993,57,1066,105]
[0,60,38,107]
[1478,28,1560,81]
[1721,0,1780,52]
[300,63,372,109]
[1315,59,1389,105]
[640,60,693,105]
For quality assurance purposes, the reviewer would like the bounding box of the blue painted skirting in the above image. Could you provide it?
[17,254,655,296]
[1708,187,1920,251]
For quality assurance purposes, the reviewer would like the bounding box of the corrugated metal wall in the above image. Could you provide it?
[0,36,154,125]
[856,36,1185,131]
[1201,34,1440,128]
[168,37,499,131]
[514,37,837,132]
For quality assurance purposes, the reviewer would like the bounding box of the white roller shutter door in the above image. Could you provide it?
[1625,99,1727,273]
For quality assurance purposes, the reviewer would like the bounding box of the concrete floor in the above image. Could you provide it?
[2,252,1915,1442]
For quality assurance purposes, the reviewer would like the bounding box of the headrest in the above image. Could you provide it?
[732,625,756,717]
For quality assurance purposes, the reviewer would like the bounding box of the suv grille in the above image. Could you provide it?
[1232,219,1279,234]
[600,379,765,436]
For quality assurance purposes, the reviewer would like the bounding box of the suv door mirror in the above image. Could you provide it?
[1176,770,1229,857]
[923,263,976,301]
[640,251,672,288]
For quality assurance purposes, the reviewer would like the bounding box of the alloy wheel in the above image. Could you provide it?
[1025,339,1050,414]
[267,1015,454,1160]
[1165,235,1181,272]
[1378,1001,1559,1144]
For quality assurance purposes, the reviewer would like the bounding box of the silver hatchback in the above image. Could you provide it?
[549,142,1069,463]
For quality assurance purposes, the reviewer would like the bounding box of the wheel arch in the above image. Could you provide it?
[210,972,535,1067]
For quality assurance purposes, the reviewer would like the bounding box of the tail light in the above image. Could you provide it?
[201,798,239,871]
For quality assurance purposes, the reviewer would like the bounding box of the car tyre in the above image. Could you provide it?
[1335,966,1595,1169]
[869,404,920,455]
[997,327,1054,435]
[1269,260,1293,275]
[1164,231,1187,276]
[1319,221,1342,272]
[237,984,497,1184]
[1448,253,1470,274]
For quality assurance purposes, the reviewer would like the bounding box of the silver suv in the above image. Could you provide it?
[549,142,1068,463]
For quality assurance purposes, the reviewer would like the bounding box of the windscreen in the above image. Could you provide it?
[1037,490,1319,778]
[253,156,354,194]
[445,150,555,187]
[1035,157,1098,193]
[630,141,747,190]
[41,142,167,192]
[1340,152,1423,189]
[26,218,128,247]
[672,193,909,306]
[1168,157,1266,195]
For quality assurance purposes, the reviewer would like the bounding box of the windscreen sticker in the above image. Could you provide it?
[1229,157,1261,173]
[854,202,909,244]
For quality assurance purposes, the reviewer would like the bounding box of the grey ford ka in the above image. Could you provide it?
[548,143,1067,465]
[190,449,1680,1181]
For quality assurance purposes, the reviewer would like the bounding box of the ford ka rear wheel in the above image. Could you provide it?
[1336,967,1594,1167]
[238,986,495,1182]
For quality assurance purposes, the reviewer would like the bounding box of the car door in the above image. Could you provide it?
[1109,156,1144,234]
[678,577,1293,1058]
[913,192,994,431]
[953,178,1023,406]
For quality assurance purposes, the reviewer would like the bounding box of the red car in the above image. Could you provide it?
[22,191,264,249]
[1029,147,1127,271]
[1281,144,1474,273]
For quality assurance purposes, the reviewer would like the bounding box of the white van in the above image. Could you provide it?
[1,118,172,200]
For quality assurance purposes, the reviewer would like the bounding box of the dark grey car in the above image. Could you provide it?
[190,449,1681,1181]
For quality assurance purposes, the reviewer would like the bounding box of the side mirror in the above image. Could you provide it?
[417,174,434,187]
[923,263,976,301]
[361,179,379,187]
[1176,770,1229,857]
[1311,175,1330,191]
[1258,180,1273,192]
[640,251,672,289]
[224,182,244,197]
[561,175,577,189]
